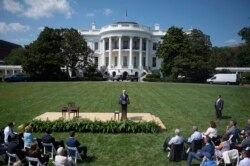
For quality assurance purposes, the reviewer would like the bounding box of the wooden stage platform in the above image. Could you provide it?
[34,112,166,130]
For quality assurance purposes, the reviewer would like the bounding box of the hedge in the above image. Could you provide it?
[24,119,161,133]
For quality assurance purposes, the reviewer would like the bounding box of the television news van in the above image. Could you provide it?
[206,73,238,85]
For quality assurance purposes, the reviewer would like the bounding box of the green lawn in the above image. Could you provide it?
[0,82,250,166]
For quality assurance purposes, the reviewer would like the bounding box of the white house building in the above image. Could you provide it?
[80,21,166,79]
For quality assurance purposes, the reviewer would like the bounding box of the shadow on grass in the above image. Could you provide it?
[221,116,232,119]
[84,155,97,163]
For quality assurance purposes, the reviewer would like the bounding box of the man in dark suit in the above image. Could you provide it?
[215,95,224,119]
[66,131,87,158]
[41,128,64,150]
[119,89,130,121]
[7,135,26,162]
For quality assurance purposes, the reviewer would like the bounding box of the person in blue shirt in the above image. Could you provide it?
[200,152,217,166]
[66,131,87,158]
[187,136,215,166]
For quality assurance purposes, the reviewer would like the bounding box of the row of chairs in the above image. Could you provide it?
[4,143,83,166]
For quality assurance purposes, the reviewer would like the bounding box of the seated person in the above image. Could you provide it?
[225,120,241,143]
[0,143,7,155]
[202,121,218,139]
[55,147,75,166]
[7,135,26,162]
[4,122,18,144]
[23,125,36,149]
[214,135,230,164]
[239,147,250,166]
[200,152,217,166]
[187,136,215,166]
[241,119,250,136]
[28,143,49,166]
[163,128,184,151]
[236,130,250,150]
[187,126,203,143]
[66,131,88,158]
[41,128,64,150]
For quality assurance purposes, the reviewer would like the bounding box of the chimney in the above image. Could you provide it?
[92,21,96,30]
[155,23,160,30]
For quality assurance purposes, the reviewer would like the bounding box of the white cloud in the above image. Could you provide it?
[86,12,95,17]
[2,0,24,14]
[37,26,45,31]
[0,22,30,33]
[103,8,112,16]
[225,39,237,44]
[23,0,72,19]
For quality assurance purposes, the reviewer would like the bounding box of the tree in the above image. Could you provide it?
[187,29,212,81]
[22,27,65,80]
[4,47,25,65]
[238,27,250,45]
[60,28,94,77]
[156,26,190,78]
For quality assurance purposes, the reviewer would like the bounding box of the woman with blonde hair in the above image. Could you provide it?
[23,125,35,149]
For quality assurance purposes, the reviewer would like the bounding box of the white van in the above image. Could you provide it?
[206,73,238,85]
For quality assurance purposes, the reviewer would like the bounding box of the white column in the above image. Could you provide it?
[5,68,7,76]
[139,37,143,69]
[146,39,149,68]
[118,36,122,68]
[108,37,112,69]
[12,69,15,75]
[102,39,106,66]
[129,36,133,69]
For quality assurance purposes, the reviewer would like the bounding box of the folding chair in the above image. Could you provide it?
[222,149,239,166]
[6,152,20,166]
[66,146,82,164]
[41,142,56,160]
[168,143,186,162]
[26,156,46,166]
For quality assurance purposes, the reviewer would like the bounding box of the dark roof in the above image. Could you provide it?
[113,21,139,25]
[0,40,22,60]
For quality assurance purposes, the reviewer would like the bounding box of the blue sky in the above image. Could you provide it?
[0,0,250,47]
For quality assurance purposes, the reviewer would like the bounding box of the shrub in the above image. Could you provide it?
[25,119,161,133]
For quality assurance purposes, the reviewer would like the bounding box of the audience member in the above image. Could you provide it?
[236,130,250,150]
[187,136,215,166]
[214,135,230,164]
[4,122,17,144]
[187,126,203,143]
[28,143,49,166]
[239,147,250,166]
[0,128,4,144]
[203,121,218,139]
[55,147,75,166]
[163,128,184,151]
[66,131,88,158]
[200,152,217,166]
[23,125,35,149]
[225,120,241,143]
[7,135,26,161]
[241,119,250,136]
[41,128,64,150]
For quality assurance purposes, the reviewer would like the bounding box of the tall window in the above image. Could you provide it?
[153,42,157,50]
[105,57,109,67]
[123,40,129,49]
[143,57,146,67]
[105,41,109,50]
[94,57,98,66]
[152,57,156,67]
[94,42,99,50]
[115,56,118,66]
[142,40,146,50]
[134,56,137,67]
[123,56,128,67]
[113,40,118,49]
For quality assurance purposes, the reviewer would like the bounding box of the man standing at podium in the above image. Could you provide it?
[119,89,130,120]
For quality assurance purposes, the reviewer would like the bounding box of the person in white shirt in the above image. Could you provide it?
[239,147,250,166]
[203,121,218,139]
[4,122,15,144]
[163,129,184,151]
[55,147,75,166]
[188,126,203,143]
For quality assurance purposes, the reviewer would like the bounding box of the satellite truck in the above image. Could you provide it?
[206,73,238,85]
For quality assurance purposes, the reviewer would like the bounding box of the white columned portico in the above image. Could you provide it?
[108,37,112,69]
[139,37,143,69]
[129,36,133,69]
[118,36,122,68]
[102,39,105,66]
[146,39,149,68]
